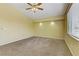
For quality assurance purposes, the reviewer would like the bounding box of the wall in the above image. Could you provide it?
[34,20,65,39]
[0,4,34,45]
[65,34,79,56]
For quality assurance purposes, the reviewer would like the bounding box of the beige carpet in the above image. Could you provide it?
[0,37,72,56]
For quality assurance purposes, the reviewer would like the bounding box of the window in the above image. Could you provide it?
[67,3,79,41]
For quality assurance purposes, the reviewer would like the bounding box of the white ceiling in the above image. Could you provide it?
[11,3,67,20]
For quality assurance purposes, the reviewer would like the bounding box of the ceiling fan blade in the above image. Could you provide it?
[26,8,32,10]
[37,3,42,6]
[37,8,43,10]
[27,3,32,6]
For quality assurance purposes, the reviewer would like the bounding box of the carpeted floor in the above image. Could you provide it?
[0,37,72,56]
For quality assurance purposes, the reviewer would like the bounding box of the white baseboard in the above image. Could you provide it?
[33,36,64,40]
[0,36,34,46]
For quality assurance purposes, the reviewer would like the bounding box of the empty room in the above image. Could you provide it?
[0,3,79,56]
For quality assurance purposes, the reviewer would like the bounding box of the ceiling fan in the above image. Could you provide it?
[26,3,43,13]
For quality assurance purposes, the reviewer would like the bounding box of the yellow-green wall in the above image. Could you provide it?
[64,16,79,56]
[34,20,65,39]
[0,4,34,45]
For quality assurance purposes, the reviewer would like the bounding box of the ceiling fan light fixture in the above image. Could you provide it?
[31,7,38,11]
[31,7,38,13]
[26,3,43,13]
